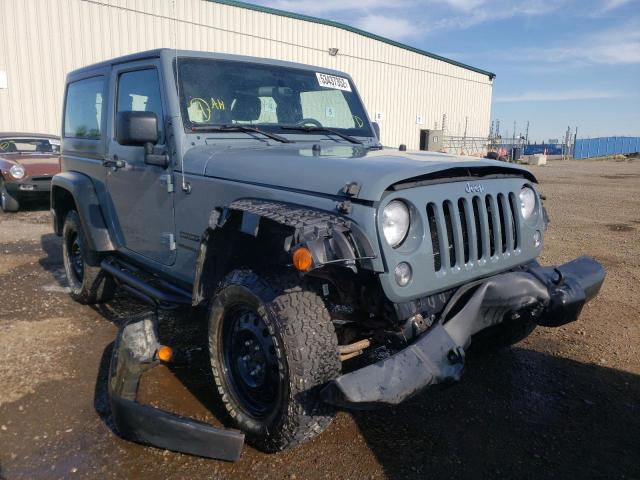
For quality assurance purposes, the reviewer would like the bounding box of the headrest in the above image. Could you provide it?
[38,142,53,153]
[231,95,261,122]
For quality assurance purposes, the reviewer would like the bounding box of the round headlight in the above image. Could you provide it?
[519,186,536,219]
[382,200,410,248]
[9,164,25,180]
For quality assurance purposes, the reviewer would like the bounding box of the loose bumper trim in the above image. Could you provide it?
[108,314,244,461]
[322,256,605,408]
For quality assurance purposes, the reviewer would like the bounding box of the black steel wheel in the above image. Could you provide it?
[68,231,85,284]
[62,210,116,305]
[208,269,341,452]
[222,305,282,419]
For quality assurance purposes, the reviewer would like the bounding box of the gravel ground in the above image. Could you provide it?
[0,159,638,479]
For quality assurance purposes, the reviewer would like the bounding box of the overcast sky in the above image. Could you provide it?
[249,0,640,142]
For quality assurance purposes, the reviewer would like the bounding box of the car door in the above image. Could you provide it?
[106,62,176,266]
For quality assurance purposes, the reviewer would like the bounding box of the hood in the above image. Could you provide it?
[184,144,536,202]
[0,154,61,177]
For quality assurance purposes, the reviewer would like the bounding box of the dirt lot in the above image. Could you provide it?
[0,159,638,479]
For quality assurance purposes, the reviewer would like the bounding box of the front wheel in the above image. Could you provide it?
[208,269,341,452]
[62,210,116,304]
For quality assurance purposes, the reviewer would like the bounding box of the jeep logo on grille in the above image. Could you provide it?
[465,182,485,194]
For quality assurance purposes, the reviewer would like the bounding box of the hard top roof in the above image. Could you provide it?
[67,49,351,78]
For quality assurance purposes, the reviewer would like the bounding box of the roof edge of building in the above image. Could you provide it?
[208,0,496,79]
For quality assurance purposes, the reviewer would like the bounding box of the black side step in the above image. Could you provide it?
[101,259,192,308]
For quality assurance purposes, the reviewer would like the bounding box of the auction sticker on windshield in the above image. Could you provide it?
[316,73,352,92]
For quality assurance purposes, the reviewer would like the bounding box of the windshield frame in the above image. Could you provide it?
[174,57,376,140]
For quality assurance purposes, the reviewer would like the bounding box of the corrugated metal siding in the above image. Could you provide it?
[0,0,493,149]
[574,137,640,159]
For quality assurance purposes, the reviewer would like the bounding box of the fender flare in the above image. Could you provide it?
[191,199,378,305]
[51,171,116,252]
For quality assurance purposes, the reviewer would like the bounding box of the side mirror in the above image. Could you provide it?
[116,111,159,146]
[372,121,381,141]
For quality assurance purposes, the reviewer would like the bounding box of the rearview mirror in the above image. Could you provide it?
[116,111,159,146]
[372,121,381,141]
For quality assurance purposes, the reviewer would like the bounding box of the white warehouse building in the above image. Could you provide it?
[0,0,494,150]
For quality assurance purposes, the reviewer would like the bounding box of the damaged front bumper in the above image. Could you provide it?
[322,256,605,408]
[108,314,244,461]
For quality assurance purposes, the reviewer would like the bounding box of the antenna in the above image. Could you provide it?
[173,0,190,193]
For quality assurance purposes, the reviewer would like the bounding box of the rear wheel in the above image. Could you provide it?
[0,179,20,212]
[62,210,116,304]
[208,269,341,452]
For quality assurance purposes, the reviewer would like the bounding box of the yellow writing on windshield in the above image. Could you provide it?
[187,97,226,123]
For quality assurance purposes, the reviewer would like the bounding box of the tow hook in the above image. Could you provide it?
[108,313,244,461]
[447,347,465,365]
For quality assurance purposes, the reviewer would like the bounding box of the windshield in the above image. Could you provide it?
[177,58,374,138]
[0,138,60,154]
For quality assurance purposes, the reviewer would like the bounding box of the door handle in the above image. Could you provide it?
[103,155,126,170]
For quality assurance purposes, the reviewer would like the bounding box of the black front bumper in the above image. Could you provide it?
[322,256,605,408]
[108,314,245,461]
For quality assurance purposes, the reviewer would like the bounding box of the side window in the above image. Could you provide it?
[64,77,105,139]
[117,69,164,142]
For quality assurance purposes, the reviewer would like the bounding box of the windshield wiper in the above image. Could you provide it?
[190,124,294,143]
[279,126,363,145]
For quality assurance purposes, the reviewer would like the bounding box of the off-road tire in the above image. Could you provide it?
[472,317,537,351]
[0,179,20,212]
[208,269,341,452]
[62,210,116,304]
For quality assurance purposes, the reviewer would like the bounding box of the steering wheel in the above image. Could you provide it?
[295,118,323,128]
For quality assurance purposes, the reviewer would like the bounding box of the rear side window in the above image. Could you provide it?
[64,76,105,139]
[117,69,164,142]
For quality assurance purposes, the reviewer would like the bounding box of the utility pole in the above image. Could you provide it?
[495,119,501,139]
[513,121,517,144]
[525,121,530,144]
[562,126,571,160]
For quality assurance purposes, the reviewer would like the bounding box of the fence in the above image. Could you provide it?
[442,136,489,156]
[523,144,564,156]
[574,137,640,159]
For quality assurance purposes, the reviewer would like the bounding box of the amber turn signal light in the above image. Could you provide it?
[157,345,174,362]
[292,247,313,272]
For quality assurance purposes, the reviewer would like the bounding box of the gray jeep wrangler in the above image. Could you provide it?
[51,49,605,459]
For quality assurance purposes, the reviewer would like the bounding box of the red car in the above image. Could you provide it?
[0,133,61,212]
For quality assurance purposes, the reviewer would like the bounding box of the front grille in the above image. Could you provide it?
[30,176,52,181]
[427,192,520,272]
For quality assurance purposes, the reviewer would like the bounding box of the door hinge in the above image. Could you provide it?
[160,174,174,193]
[161,233,176,251]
